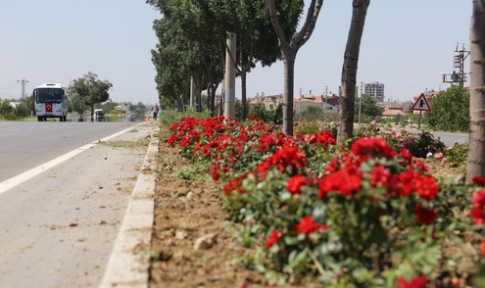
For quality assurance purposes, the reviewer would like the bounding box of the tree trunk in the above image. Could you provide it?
[467,0,485,179]
[210,84,215,116]
[206,84,211,113]
[282,53,295,135]
[90,103,94,119]
[337,0,370,142]
[241,72,247,122]
[267,0,323,136]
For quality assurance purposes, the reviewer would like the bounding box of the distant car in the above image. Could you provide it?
[94,109,105,119]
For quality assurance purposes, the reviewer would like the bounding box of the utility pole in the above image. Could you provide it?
[455,43,470,87]
[442,43,470,87]
[17,78,29,99]
[359,82,363,125]
[223,33,236,120]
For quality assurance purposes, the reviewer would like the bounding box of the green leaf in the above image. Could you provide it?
[284,235,298,245]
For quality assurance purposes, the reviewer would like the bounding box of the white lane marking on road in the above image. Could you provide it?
[0,123,143,194]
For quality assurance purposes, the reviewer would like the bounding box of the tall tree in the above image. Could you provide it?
[268,0,323,135]
[467,0,485,179]
[68,72,112,118]
[424,86,469,132]
[337,0,370,141]
[151,17,193,111]
[68,94,87,115]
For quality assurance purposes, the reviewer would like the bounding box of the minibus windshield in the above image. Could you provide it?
[37,88,62,103]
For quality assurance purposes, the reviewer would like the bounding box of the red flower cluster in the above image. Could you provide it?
[351,137,395,159]
[265,230,280,248]
[223,178,245,196]
[266,147,307,172]
[293,216,329,235]
[415,205,437,224]
[470,189,485,225]
[286,175,310,194]
[387,169,439,200]
[298,131,337,147]
[315,131,337,146]
[318,171,362,198]
[395,276,427,288]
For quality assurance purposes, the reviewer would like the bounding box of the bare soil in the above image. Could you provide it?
[149,129,266,288]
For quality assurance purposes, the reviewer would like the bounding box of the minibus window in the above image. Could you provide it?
[37,88,62,103]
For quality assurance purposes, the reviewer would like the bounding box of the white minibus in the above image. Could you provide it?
[32,83,69,122]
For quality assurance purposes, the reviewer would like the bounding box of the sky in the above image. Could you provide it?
[0,0,472,105]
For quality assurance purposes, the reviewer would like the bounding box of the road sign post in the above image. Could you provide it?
[411,93,431,130]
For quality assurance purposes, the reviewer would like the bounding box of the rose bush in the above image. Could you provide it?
[167,116,485,287]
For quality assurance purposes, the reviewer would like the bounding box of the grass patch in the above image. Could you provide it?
[172,167,208,181]
[97,140,149,148]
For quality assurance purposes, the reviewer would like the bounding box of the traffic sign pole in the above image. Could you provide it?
[418,111,422,130]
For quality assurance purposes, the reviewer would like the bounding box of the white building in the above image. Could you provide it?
[119,101,131,112]
[364,82,385,103]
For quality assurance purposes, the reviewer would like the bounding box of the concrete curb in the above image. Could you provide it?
[99,126,159,288]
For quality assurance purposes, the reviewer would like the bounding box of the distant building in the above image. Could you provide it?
[119,101,132,112]
[364,82,385,103]
[249,94,283,111]
[381,102,405,118]
[401,100,414,113]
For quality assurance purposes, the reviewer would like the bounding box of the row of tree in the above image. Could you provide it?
[147,0,485,179]
[147,0,370,138]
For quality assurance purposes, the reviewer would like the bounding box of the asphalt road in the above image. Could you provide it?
[431,132,469,147]
[0,121,139,183]
[0,123,155,288]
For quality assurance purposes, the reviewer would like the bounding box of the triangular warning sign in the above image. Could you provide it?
[411,93,431,112]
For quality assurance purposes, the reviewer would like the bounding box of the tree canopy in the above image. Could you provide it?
[354,94,382,118]
[68,72,113,118]
[425,85,470,132]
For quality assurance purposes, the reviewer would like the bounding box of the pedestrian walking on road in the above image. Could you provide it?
[151,103,159,121]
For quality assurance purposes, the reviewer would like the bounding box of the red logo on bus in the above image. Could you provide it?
[45,103,53,112]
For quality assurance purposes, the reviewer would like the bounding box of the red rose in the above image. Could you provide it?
[286,175,307,194]
[473,176,485,187]
[294,216,327,235]
[415,205,436,224]
[470,207,484,225]
[415,175,439,201]
[265,230,279,248]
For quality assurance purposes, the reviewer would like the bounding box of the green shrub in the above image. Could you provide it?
[424,86,469,132]
[109,109,126,115]
[159,105,211,127]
